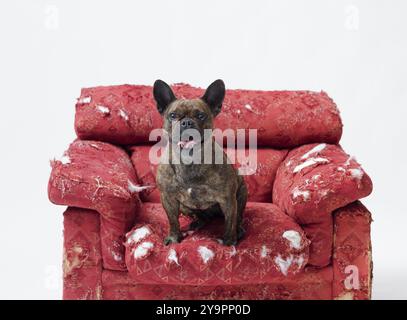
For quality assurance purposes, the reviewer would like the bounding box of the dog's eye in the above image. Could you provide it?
[169,112,177,121]
[197,112,207,121]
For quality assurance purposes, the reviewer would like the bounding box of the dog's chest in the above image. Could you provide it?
[177,185,216,210]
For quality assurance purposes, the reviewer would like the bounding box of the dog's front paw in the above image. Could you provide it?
[164,234,182,245]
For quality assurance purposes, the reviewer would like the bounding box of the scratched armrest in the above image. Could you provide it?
[48,140,142,270]
[273,143,372,267]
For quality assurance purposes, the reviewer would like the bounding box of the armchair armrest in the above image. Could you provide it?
[48,140,141,271]
[63,208,102,300]
[272,143,372,266]
[333,201,372,300]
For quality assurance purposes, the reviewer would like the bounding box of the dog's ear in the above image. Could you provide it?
[201,79,225,117]
[153,80,176,115]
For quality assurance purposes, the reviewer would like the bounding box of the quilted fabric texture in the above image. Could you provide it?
[273,143,373,267]
[302,217,333,266]
[49,83,374,300]
[101,267,333,300]
[333,201,372,300]
[75,84,342,148]
[63,208,102,300]
[61,202,372,300]
[125,202,310,285]
[48,140,141,270]
[129,145,288,203]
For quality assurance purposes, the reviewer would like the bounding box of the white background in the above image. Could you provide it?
[0,0,406,299]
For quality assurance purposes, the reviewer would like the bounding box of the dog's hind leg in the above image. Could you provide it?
[236,182,248,240]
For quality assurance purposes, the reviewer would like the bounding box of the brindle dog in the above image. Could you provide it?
[153,79,247,246]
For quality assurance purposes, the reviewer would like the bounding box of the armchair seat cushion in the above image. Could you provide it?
[124,202,310,286]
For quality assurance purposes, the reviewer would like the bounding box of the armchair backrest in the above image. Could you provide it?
[75,83,343,204]
[75,84,343,148]
[129,145,287,203]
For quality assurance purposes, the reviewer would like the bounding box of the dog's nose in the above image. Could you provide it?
[180,118,194,129]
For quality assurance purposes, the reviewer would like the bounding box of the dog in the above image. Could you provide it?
[153,79,247,246]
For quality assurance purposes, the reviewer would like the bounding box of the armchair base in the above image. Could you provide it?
[62,201,372,300]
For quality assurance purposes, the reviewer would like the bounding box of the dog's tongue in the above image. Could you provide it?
[177,140,197,149]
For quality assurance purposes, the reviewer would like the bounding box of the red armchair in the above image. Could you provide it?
[48,84,373,300]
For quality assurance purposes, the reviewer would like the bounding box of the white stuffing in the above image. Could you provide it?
[187,188,192,195]
[337,166,346,172]
[312,174,321,181]
[301,143,327,160]
[198,246,215,264]
[167,249,180,266]
[128,180,152,193]
[244,104,254,111]
[274,254,294,276]
[320,189,329,197]
[285,160,292,167]
[59,155,71,165]
[344,155,356,166]
[119,109,129,121]
[349,168,364,180]
[274,254,305,276]
[97,105,110,114]
[228,246,237,258]
[133,241,154,259]
[89,143,100,149]
[282,230,302,249]
[79,96,91,104]
[127,226,151,244]
[295,254,305,268]
[292,187,310,201]
[260,245,268,258]
[293,157,329,173]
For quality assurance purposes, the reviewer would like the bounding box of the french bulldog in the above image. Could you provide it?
[153,79,247,246]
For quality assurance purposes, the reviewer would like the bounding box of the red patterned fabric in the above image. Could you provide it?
[63,208,102,300]
[102,267,332,300]
[49,140,141,270]
[75,84,342,148]
[49,83,374,300]
[130,145,288,203]
[60,200,372,300]
[125,202,309,285]
[302,217,333,266]
[333,201,372,300]
[273,143,373,267]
